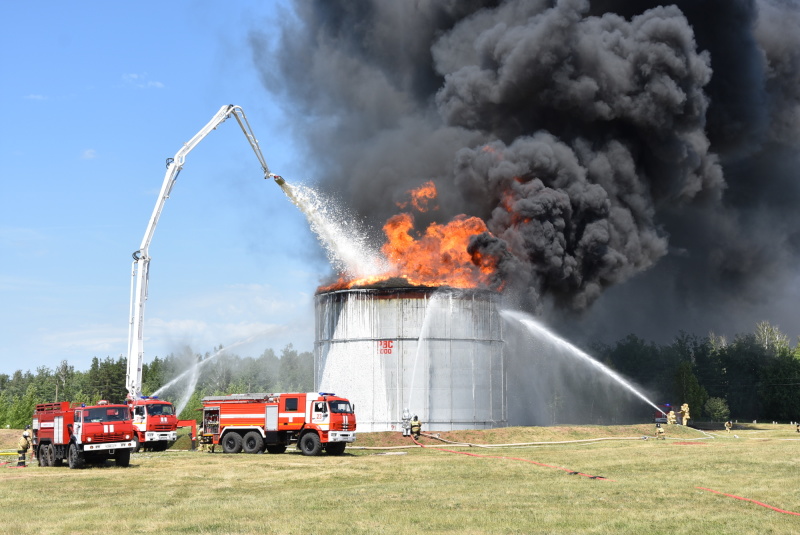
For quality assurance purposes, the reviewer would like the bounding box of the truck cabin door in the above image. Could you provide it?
[281,396,303,430]
[73,409,83,441]
[311,401,328,424]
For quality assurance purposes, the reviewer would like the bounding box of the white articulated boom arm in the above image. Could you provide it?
[126,104,283,400]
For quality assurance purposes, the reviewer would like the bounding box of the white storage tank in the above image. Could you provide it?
[314,286,506,432]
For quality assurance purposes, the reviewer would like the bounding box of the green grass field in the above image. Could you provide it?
[1,424,798,534]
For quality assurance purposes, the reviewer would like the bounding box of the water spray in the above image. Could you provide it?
[277,179,387,279]
[501,309,666,417]
[151,330,274,414]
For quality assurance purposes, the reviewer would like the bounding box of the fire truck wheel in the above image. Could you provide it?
[45,444,56,466]
[242,431,264,454]
[221,432,243,454]
[115,449,131,467]
[300,433,322,456]
[325,442,346,456]
[38,444,51,467]
[132,436,141,453]
[68,443,85,469]
[266,444,287,454]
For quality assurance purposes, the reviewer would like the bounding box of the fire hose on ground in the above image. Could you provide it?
[354,430,800,515]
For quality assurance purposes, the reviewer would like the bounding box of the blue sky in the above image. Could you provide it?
[0,1,331,376]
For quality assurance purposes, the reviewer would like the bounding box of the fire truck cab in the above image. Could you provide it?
[33,401,136,469]
[201,392,356,456]
[127,396,178,452]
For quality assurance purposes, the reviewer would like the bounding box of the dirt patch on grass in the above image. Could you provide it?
[0,429,23,452]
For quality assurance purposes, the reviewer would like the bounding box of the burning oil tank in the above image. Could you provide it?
[314,286,506,432]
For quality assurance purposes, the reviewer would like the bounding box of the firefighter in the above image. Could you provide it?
[795,423,799,434]
[17,430,32,467]
[725,421,732,434]
[410,415,421,440]
[680,403,691,426]
[655,423,665,440]
[667,410,677,425]
[401,408,411,437]
[197,422,205,452]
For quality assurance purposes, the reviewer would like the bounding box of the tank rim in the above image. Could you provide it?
[314,285,500,299]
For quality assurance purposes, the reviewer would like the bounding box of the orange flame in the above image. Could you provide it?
[322,181,500,291]
[395,180,439,212]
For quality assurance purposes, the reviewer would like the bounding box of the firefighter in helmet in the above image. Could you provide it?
[655,423,665,440]
[667,410,677,425]
[197,421,205,452]
[17,430,32,467]
[680,403,691,426]
[401,408,411,437]
[725,421,732,434]
[410,415,421,440]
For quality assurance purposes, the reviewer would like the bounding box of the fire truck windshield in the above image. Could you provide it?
[146,404,175,416]
[328,401,353,414]
[85,407,129,423]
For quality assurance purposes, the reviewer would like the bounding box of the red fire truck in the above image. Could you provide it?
[32,400,136,469]
[127,396,180,452]
[201,392,356,456]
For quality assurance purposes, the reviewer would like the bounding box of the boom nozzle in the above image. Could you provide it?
[269,173,285,186]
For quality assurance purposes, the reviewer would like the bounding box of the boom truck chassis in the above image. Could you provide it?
[125,105,283,448]
[32,401,136,469]
[200,392,356,456]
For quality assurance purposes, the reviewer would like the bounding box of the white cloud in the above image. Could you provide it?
[122,73,165,89]
[40,323,127,358]
[24,94,47,100]
[81,149,97,160]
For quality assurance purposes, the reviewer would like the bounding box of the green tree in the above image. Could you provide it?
[704,397,730,422]
[758,352,800,421]
[674,361,708,420]
[9,384,39,428]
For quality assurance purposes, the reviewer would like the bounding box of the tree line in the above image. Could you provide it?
[590,321,800,423]
[0,345,313,428]
[2,322,798,428]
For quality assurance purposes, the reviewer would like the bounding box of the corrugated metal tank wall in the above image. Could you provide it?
[314,287,506,432]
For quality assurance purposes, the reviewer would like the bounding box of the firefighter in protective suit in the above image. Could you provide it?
[17,431,32,467]
[197,422,206,452]
[655,423,665,440]
[401,408,411,437]
[680,403,691,426]
[725,421,732,433]
[410,415,421,440]
[667,410,677,425]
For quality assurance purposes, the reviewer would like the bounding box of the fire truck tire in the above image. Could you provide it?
[45,443,57,466]
[132,436,141,453]
[68,443,85,469]
[222,432,243,454]
[325,442,346,456]
[242,431,264,454]
[266,444,287,454]
[115,449,131,467]
[38,444,51,467]
[300,432,322,456]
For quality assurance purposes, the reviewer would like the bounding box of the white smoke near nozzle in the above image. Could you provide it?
[251,0,800,340]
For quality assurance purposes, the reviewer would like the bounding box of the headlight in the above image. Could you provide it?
[125,434,130,440]
[87,437,92,442]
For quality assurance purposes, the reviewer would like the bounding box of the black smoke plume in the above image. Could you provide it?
[252,0,800,341]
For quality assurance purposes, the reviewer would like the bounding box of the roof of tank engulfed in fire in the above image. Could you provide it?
[315,278,500,300]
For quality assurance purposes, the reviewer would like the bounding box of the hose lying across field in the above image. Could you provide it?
[355,430,800,515]
[411,434,614,480]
